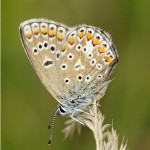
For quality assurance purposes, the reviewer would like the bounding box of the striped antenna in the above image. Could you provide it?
[48,108,57,146]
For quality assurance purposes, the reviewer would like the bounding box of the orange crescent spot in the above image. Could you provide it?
[68,37,75,45]
[57,33,64,40]
[99,45,106,53]
[33,28,39,34]
[87,33,93,40]
[92,38,100,46]
[41,28,48,34]
[48,30,56,36]
[104,55,113,63]
[25,32,32,39]
[78,33,84,38]
[61,45,67,52]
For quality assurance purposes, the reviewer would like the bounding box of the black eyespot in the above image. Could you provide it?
[90,59,96,65]
[65,79,69,83]
[50,46,55,51]
[85,75,91,82]
[110,55,113,58]
[103,44,107,47]
[71,33,75,36]
[44,42,48,48]
[34,25,38,28]
[50,27,54,30]
[39,44,42,49]
[44,60,53,66]
[59,29,63,33]
[88,30,92,34]
[34,49,38,53]
[98,75,102,78]
[69,55,72,58]
[78,46,81,49]
[89,54,92,57]
[75,65,80,68]
[56,53,60,58]
[80,29,84,32]
[84,48,86,51]
[42,25,46,28]
[96,36,100,39]
[78,76,82,80]
[64,78,70,84]
[97,74,102,79]
[97,64,102,69]
[61,64,67,69]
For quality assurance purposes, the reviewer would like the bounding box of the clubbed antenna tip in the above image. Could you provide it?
[48,139,51,146]
[48,125,51,129]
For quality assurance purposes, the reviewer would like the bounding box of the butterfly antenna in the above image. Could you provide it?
[48,108,57,146]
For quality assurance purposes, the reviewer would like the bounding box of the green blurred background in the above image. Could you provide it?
[2,0,150,149]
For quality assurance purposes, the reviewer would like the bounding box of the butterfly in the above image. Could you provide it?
[19,18,118,140]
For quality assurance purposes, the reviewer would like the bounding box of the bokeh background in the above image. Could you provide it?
[2,0,150,150]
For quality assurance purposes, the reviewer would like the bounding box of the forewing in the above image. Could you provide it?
[19,19,70,102]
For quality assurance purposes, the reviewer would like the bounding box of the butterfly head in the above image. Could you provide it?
[57,105,67,116]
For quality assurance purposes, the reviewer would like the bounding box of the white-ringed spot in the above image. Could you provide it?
[67,53,74,60]
[32,47,38,55]
[49,44,56,53]
[43,41,49,49]
[90,58,96,66]
[64,78,70,84]
[82,46,87,53]
[85,75,91,82]
[87,53,93,59]
[96,63,102,70]
[61,63,67,70]
[77,74,83,82]
[37,42,43,51]
[43,56,54,68]
[97,74,103,80]
[76,44,82,52]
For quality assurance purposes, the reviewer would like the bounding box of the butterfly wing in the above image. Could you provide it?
[19,19,71,103]
[20,19,118,104]
[57,25,118,100]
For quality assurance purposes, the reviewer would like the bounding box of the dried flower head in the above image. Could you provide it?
[63,80,127,150]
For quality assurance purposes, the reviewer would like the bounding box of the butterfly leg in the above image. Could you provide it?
[91,102,100,106]
[75,108,94,117]
[87,106,94,117]
[75,108,90,115]
[71,113,85,126]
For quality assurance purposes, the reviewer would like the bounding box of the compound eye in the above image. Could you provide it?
[58,105,66,115]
